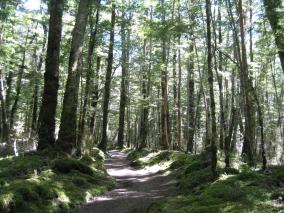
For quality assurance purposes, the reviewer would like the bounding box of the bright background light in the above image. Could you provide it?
[24,0,41,10]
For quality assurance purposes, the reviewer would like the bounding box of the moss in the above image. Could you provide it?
[148,153,284,212]
[16,183,40,201]
[127,149,151,162]
[128,150,175,169]
[0,151,115,213]
[130,160,144,168]
[52,158,94,176]
[222,167,240,175]
[148,151,172,165]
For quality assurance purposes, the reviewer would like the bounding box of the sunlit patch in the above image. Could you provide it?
[56,191,70,204]
[92,197,113,201]
[0,193,14,209]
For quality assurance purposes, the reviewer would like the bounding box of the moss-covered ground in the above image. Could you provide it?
[128,149,284,212]
[0,148,115,213]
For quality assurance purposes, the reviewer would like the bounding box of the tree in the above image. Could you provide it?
[117,3,129,149]
[37,0,64,151]
[206,0,217,177]
[57,0,91,155]
[78,0,101,153]
[160,0,169,150]
[98,4,116,153]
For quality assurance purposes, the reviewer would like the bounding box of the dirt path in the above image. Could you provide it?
[74,150,177,213]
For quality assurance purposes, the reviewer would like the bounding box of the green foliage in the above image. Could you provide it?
[0,151,115,213]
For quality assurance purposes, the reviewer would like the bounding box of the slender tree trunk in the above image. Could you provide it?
[10,35,28,131]
[31,24,47,137]
[117,5,129,149]
[216,1,226,150]
[206,0,217,177]
[187,42,195,152]
[89,56,101,142]
[160,0,169,150]
[173,51,178,149]
[5,71,12,120]
[98,4,116,152]
[239,0,255,166]
[139,38,149,150]
[0,70,9,145]
[78,2,101,151]
[37,0,64,150]
[225,72,236,168]
[57,0,91,155]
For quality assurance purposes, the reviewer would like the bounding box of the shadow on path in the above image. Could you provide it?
[74,150,177,213]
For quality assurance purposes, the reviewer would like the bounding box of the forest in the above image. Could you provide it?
[0,0,283,212]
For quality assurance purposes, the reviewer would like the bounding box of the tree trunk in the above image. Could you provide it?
[206,0,217,177]
[9,35,28,132]
[225,72,236,168]
[98,4,116,153]
[117,5,129,149]
[30,24,47,137]
[78,1,101,152]
[37,0,64,151]
[0,70,9,145]
[187,42,195,152]
[57,0,91,155]
[160,0,169,150]
[138,38,149,150]
[238,0,256,166]
[89,56,101,142]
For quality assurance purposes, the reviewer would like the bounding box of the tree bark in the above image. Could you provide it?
[9,32,29,132]
[30,24,47,137]
[238,0,256,166]
[98,4,116,153]
[206,0,217,177]
[118,4,129,149]
[78,1,101,151]
[37,0,64,150]
[57,0,91,155]
[160,0,169,150]
[187,42,195,152]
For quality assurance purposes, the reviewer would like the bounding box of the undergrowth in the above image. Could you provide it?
[128,149,284,212]
[0,148,115,213]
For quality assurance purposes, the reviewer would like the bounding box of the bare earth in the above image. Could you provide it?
[74,150,177,213]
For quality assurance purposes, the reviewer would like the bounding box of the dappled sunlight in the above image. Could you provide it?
[75,150,178,213]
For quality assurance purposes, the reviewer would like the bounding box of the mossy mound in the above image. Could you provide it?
[148,152,284,213]
[0,150,115,213]
[128,149,180,169]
